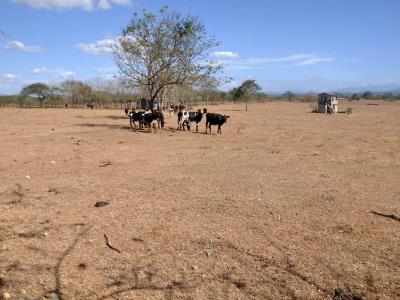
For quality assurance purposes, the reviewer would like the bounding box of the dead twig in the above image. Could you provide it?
[371,211,400,222]
[99,161,113,167]
[104,234,122,253]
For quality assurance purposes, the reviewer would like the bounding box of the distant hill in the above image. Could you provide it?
[335,83,400,94]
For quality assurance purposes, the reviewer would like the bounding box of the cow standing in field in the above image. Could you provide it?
[143,111,165,132]
[177,109,205,131]
[129,110,165,131]
[129,111,145,128]
[205,113,230,134]
[169,105,186,117]
[177,111,190,131]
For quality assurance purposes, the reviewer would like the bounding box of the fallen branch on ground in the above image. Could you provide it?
[371,211,400,222]
[104,234,122,253]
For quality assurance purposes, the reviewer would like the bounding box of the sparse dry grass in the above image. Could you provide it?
[0,101,399,299]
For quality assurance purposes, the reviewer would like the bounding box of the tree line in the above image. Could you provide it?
[1,81,399,109]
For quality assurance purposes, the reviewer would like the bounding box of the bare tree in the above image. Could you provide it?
[60,80,95,107]
[113,7,222,109]
[197,76,231,106]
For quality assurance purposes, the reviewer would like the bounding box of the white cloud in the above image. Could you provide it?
[4,40,43,53]
[245,54,334,65]
[217,53,340,70]
[11,0,94,10]
[292,55,334,66]
[109,0,131,4]
[0,73,19,81]
[0,73,20,91]
[58,70,76,78]
[74,38,116,55]
[97,73,116,81]
[9,0,132,11]
[212,51,240,59]
[97,0,111,9]
[32,67,48,74]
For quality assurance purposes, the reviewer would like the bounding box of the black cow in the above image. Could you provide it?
[143,111,165,129]
[205,113,230,134]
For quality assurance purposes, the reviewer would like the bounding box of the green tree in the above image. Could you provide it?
[113,7,221,109]
[382,92,393,100]
[230,87,242,104]
[282,91,296,101]
[20,83,51,107]
[361,91,374,100]
[231,80,262,110]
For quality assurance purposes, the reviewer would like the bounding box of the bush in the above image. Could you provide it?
[11,183,25,203]
[346,107,353,115]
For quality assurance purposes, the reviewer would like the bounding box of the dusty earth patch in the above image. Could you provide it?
[0,101,399,299]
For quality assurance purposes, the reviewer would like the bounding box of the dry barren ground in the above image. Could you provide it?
[0,101,399,300]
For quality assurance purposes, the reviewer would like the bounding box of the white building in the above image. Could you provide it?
[318,93,338,114]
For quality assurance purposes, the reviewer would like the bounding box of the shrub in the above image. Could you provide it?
[346,107,353,115]
[11,183,25,203]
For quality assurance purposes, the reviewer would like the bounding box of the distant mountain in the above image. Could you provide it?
[267,84,400,95]
[390,88,400,94]
[334,83,400,94]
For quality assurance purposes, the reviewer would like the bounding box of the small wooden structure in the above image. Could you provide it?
[318,93,338,114]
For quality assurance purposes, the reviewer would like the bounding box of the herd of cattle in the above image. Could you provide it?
[124,105,230,134]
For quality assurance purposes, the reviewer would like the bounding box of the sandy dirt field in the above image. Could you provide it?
[0,101,399,300]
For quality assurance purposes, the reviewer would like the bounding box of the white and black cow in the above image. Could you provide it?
[129,110,165,129]
[129,111,145,128]
[205,113,230,134]
[177,109,204,131]
[169,105,186,117]
[143,111,165,131]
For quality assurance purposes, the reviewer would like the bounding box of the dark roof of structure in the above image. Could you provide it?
[318,93,338,97]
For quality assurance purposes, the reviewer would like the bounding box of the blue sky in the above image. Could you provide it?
[1,0,399,94]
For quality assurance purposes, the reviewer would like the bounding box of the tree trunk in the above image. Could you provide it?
[39,96,45,108]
